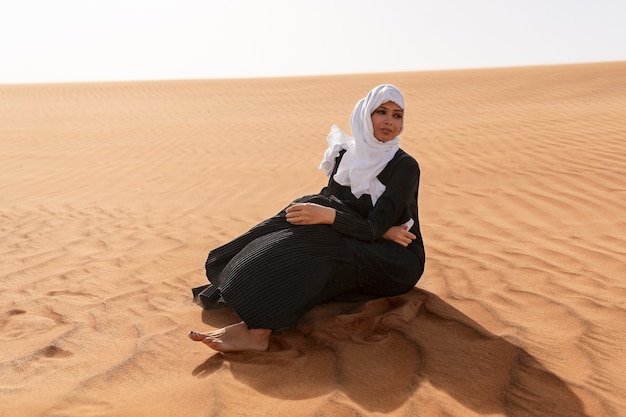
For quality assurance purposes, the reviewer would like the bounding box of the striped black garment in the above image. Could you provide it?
[192,149,425,329]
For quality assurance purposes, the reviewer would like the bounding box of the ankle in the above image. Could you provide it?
[247,328,271,348]
[248,328,271,340]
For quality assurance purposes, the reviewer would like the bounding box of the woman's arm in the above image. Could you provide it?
[289,153,420,243]
[331,157,418,242]
[368,155,419,239]
[286,202,416,246]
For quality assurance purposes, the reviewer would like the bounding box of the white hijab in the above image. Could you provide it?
[319,84,405,205]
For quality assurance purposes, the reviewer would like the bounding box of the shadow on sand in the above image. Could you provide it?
[193,288,589,416]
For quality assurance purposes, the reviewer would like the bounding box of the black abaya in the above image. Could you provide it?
[192,149,425,329]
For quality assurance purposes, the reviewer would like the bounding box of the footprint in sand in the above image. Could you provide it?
[0,309,56,339]
[3,309,27,317]
[37,345,74,359]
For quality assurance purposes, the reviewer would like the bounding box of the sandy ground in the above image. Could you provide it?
[1,61,625,416]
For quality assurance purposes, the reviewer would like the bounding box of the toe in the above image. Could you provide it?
[189,331,206,341]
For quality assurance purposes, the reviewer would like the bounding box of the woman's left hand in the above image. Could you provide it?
[383,225,416,247]
[286,203,336,225]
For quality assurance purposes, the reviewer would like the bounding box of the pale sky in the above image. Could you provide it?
[1,0,624,84]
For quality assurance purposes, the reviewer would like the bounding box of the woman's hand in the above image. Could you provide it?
[286,203,336,225]
[383,225,416,247]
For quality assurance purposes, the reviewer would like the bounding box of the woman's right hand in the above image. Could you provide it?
[285,202,336,225]
[383,225,416,247]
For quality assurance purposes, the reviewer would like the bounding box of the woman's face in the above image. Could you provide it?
[371,101,403,142]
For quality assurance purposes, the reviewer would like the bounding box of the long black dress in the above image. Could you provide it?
[192,148,425,329]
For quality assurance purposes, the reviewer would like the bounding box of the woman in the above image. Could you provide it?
[189,84,425,352]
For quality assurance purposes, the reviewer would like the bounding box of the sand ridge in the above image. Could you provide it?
[1,61,625,416]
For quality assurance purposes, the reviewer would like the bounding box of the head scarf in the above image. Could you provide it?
[319,84,405,205]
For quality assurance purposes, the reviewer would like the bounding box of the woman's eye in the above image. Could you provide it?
[394,114,403,119]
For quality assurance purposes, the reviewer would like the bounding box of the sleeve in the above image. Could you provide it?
[331,155,420,242]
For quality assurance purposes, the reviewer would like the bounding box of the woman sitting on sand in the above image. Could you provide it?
[189,84,425,352]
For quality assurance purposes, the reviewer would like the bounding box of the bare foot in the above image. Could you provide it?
[188,322,271,352]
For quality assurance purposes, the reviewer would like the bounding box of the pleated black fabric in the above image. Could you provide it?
[192,149,425,329]
[194,195,360,329]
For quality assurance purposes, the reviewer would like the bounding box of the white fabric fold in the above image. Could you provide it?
[319,124,353,177]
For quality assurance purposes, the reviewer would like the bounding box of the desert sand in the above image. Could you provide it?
[1,61,625,416]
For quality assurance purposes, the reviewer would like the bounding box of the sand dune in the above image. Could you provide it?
[1,61,625,416]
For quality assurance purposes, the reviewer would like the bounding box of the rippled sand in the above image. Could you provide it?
[1,61,625,416]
